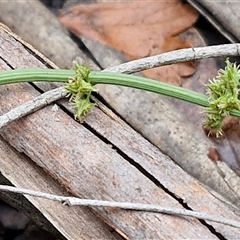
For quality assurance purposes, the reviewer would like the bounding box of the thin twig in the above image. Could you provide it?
[0,87,68,128]
[0,185,239,229]
[106,43,240,73]
[1,43,240,128]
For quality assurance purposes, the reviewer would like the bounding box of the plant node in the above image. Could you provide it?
[65,63,97,119]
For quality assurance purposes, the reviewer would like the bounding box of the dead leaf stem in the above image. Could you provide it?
[0,185,239,229]
[106,43,240,74]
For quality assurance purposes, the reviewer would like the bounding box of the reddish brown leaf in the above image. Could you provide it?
[59,0,198,85]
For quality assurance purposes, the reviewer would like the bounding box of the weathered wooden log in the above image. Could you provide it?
[0,25,240,239]
[1,0,240,207]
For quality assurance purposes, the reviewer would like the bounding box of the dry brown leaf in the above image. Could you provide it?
[59,0,198,85]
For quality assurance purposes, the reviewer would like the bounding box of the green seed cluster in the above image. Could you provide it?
[65,63,96,119]
[204,59,240,137]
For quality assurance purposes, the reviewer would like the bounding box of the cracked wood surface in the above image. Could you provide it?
[1,0,240,210]
[0,26,240,239]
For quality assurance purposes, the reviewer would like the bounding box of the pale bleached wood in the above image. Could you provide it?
[0,83,218,239]
[0,139,123,240]
[84,38,240,210]
[0,29,124,240]
[0,28,240,239]
[1,0,240,214]
[0,0,96,69]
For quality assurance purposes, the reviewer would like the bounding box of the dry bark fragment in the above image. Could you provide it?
[0,27,240,239]
[1,0,238,206]
[0,0,95,69]
[1,1,240,235]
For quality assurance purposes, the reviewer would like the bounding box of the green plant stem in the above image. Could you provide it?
[0,68,73,84]
[90,71,209,107]
[1,68,240,118]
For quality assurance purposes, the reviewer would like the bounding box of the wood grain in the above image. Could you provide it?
[0,27,123,240]
[0,0,95,69]
[1,0,240,216]
[0,137,123,240]
[0,26,240,239]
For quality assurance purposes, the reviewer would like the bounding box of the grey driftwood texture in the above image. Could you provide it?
[0,0,240,209]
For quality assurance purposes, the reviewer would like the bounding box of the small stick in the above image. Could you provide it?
[0,185,239,229]
[0,87,68,128]
[105,43,240,73]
